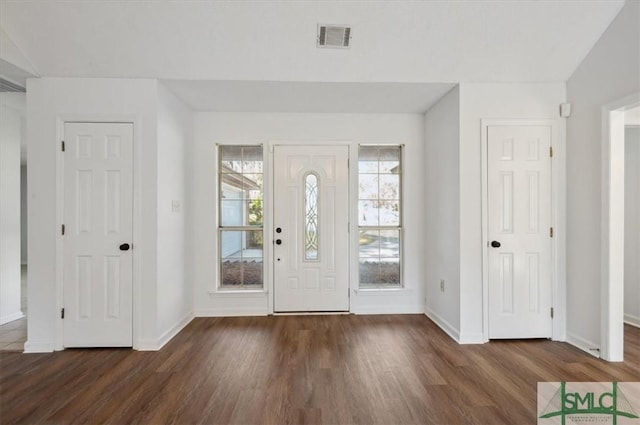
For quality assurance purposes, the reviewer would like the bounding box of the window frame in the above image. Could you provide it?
[357,144,404,289]
[217,144,265,290]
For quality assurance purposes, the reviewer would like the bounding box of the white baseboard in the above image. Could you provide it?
[425,308,460,342]
[624,313,640,328]
[24,340,55,353]
[350,305,424,315]
[0,311,24,325]
[194,307,269,317]
[135,312,195,351]
[136,340,160,351]
[567,332,600,358]
[459,332,486,344]
[157,312,195,350]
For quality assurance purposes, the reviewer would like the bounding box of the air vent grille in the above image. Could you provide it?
[317,24,351,49]
[0,78,25,93]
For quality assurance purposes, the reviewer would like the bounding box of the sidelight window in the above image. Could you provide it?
[218,145,264,289]
[358,146,402,288]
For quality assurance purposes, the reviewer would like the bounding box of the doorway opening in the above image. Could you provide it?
[0,91,27,351]
[601,93,640,361]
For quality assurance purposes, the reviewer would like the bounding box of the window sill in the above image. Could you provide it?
[208,289,268,298]
[354,287,411,295]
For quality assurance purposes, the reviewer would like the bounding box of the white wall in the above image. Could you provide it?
[20,164,27,264]
[566,0,640,350]
[190,113,425,316]
[458,83,566,342]
[156,83,193,344]
[424,86,461,338]
[625,127,640,327]
[0,94,24,324]
[26,78,159,352]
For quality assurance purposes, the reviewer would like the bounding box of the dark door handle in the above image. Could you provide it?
[119,243,131,251]
[491,241,501,248]
[276,227,282,233]
[275,239,282,245]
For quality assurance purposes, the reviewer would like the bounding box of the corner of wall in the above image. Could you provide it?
[23,340,55,353]
[425,308,459,342]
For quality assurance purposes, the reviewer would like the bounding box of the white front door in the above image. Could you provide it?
[487,125,552,338]
[63,122,133,347]
[273,145,350,312]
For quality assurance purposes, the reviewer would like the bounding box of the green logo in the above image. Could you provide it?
[538,382,640,425]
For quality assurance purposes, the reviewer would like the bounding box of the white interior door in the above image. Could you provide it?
[487,125,552,338]
[63,122,133,347]
[274,145,349,312]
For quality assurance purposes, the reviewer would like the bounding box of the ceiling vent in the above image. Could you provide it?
[317,24,351,49]
[0,77,25,93]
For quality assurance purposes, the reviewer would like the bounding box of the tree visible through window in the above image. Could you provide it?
[358,146,402,287]
[218,146,263,288]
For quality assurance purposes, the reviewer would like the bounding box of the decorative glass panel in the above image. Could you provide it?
[304,173,319,261]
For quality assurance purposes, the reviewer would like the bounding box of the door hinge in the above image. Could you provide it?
[549,146,553,158]
[61,308,65,319]
[61,224,65,235]
[550,227,553,238]
[550,307,554,319]
[61,141,65,152]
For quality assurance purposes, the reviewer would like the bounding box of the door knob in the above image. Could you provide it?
[276,239,282,245]
[490,241,501,248]
[276,227,282,233]
[119,243,131,251]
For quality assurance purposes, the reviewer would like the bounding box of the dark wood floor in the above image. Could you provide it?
[1,316,639,425]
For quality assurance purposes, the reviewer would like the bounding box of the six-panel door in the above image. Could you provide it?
[63,122,133,347]
[488,125,553,338]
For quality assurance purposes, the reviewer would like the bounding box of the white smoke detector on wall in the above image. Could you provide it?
[317,24,352,49]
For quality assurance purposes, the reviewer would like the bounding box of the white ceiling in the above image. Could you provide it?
[0,1,625,84]
[163,80,455,113]
[0,1,627,113]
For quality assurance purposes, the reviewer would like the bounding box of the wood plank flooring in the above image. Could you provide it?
[1,315,639,424]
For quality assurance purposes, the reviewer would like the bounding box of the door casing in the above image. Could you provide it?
[600,92,640,361]
[481,119,566,342]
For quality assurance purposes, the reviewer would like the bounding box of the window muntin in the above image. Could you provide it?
[358,146,402,288]
[304,173,320,261]
[218,146,263,289]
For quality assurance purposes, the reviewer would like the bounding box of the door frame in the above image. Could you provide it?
[55,116,140,350]
[600,92,640,361]
[266,141,354,314]
[481,119,566,342]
